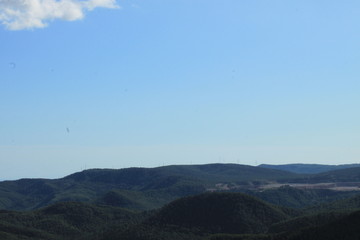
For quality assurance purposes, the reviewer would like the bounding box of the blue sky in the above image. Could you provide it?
[1,0,359,180]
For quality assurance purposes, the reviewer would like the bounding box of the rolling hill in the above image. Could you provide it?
[2,163,360,240]
[0,190,360,240]
[148,192,289,234]
[99,192,292,240]
[0,202,139,240]
[2,164,360,213]
[260,163,360,174]
[307,167,360,183]
[0,164,299,211]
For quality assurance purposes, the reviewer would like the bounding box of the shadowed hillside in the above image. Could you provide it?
[99,192,291,240]
[147,192,289,234]
[1,191,360,240]
[0,202,139,240]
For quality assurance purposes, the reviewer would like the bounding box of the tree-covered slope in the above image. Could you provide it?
[0,164,299,211]
[0,202,139,240]
[207,210,360,240]
[244,185,359,208]
[64,164,298,186]
[284,210,360,240]
[99,192,292,240]
[306,193,360,213]
[260,163,360,174]
[0,191,360,240]
[148,192,289,234]
[308,167,360,183]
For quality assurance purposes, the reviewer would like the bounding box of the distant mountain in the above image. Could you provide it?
[65,164,298,185]
[282,167,360,184]
[260,163,360,174]
[0,164,299,211]
[307,167,360,183]
[1,163,360,214]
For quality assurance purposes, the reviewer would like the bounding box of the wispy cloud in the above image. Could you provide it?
[0,0,119,30]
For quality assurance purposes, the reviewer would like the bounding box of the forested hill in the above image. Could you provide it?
[2,163,360,213]
[1,189,360,240]
[1,164,360,240]
[0,201,139,240]
[148,192,289,234]
[64,163,298,184]
[260,163,360,174]
[307,166,360,182]
[0,164,299,211]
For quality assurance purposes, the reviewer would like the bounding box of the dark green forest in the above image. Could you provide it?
[1,163,360,240]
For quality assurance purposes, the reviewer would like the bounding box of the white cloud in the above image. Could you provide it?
[0,0,119,30]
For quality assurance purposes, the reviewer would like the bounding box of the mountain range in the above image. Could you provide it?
[1,163,360,240]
